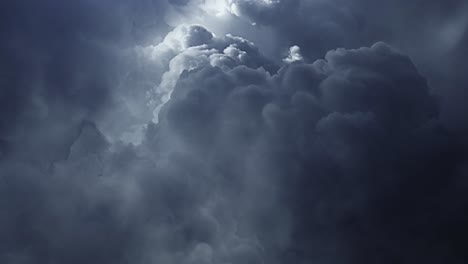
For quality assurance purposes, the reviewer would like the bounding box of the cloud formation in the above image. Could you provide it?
[158,38,467,263]
[226,0,468,132]
[1,1,468,264]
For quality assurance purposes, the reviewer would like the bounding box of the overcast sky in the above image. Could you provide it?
[1,1,468,263]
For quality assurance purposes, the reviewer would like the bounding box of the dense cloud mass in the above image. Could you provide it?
[226,0,468,132]
[1,1,468,264]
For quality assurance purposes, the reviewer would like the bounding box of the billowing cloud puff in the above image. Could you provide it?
[137,24,275,122]
[283,45,303,63]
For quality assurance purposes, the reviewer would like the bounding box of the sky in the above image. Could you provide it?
[0,0,467,263]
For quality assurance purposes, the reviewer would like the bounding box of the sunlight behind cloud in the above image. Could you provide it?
[201,0,229,17]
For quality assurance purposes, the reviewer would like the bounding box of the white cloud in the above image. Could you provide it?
[283,45,303,63]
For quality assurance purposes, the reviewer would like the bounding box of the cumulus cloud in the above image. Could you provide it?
[225,0,468,133]
[283,45,303,63]
[156,39,467,263]
[1,1,468,264]
[139,24,275,122]
[4,27,459,262]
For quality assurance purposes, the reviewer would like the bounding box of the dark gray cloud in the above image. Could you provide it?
[227,0,468,133]
[157,40,468,263]
[1,1,468,264]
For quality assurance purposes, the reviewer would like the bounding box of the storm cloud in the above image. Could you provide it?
[1,1,467,264]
